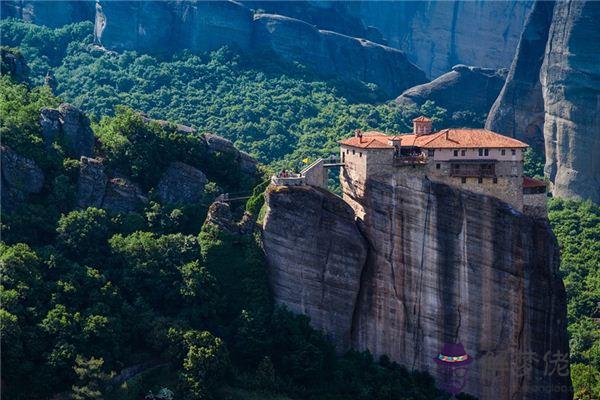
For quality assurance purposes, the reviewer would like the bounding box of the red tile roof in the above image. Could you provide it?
[523,177,547,188]
[341,129,528,150]
[339,136,393,149]
[413,116,432,122]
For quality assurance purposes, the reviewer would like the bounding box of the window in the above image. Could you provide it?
[493,177,498,184]
[484,149,489,156]
[342,153,345,162]
[479,149,483,156]
[501,149,506,156]
[428,149,435,157]
[478,177,483,183]
[461,150,466,156]
[511,149,516,155]
[359,152,362,157]
[454,150,459,157]
[436,163,441,170]
[352,150,355,155]
[461,177,467,184]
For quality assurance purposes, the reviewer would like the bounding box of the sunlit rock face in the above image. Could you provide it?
[262,173,571,399]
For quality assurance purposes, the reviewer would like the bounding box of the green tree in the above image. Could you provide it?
[57,208,111,261]
[71,356,114,400]
[181,330,230,399]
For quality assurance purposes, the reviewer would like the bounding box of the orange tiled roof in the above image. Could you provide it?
[413,116,432,122]
[401,129,528,149]
[339,135,393,149]
[523,176,546,188]
[340,129,529,150]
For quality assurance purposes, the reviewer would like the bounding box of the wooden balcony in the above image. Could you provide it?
[450,162,495,177]
[393,154,428,166]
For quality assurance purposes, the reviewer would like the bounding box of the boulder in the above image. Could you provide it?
[396,64,506,117]
[1,146,44,212]
[39,104,94,158]
[102,176,148,214]
[77,156,108,209]
[157,162,207,205]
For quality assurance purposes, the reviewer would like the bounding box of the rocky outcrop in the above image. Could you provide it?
[1,146,44,213]
[90,1,426,98]
[0,48,29,82]
[486,1,555,149]
[40,104,94,158]
[0,0,94,28]
[204,133,258,175]
[76,158,146,213]
[252,14,426,96]
[262,174,571,398]
[157,162,207,206]
[262,185,368,349]
[102,177,148,214]
[396,64,506,117]
[205,200,255,236]
[541,0,600,202]
[77,156,108,209]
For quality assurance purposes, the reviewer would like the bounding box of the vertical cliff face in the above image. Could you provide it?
[541,0,600,202]
[242,1,533,78]
[345,173,570,399]
[485,1,555,149]
[487,0,600,203]
[262,176,571,399]
[0,0,94,28]
[262,185,368,349]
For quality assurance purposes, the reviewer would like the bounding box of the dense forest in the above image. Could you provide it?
[0,73,443,399]
[0,19,484,169]
[1,17,599,399]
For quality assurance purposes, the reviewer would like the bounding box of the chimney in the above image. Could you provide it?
[355,129,363,142]
[413,116,432,137]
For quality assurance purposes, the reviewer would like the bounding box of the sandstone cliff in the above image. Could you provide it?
[91,1,426,97]
[541,0,600,203]
[262,177,571,399]
[487,0,600,203]
[262,185,368,349]
[243,1,533,78]
[486,1,555,150]
[1,0,94,28]
[396,64,506,118]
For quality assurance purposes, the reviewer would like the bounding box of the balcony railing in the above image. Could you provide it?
[393,154,427,166]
